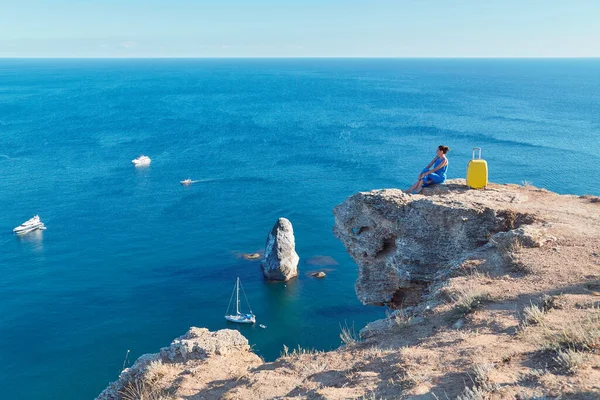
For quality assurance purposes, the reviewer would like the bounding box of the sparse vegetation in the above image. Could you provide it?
[553,349,585,374]
[280,344,323,360]
[517,368,548,384]
[120,378,172,400]
[340,321,360,345]
[360,345,391,359]
[300,360,328,378]
[455,362,499,400]
[522,302,546,326]
[450,289,490,319]
[456,384,488,400]
[144,360,173,383]
[395,364,426,389]
[540,305,600,352]
[471,363,495,390]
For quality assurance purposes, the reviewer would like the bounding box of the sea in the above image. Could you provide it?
[0,58,599,400]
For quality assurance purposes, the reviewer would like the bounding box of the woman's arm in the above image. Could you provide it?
[425,156,438,169]
[419,156,438,178]
[423,157,447,175]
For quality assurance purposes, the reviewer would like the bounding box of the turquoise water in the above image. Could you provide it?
[0,59,599,399]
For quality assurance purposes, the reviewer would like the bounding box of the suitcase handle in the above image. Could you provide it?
[472,147,482,160]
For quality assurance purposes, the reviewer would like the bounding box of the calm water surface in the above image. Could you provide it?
[0,59,599,399]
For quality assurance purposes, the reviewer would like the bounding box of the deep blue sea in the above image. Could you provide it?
[0,59,599,399]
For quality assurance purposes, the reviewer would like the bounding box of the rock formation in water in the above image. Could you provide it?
[261,217,299,281]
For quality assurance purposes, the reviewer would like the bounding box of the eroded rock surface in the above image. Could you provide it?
[333,180,549,307]
[96,328,260,400]
[261,217,299,281]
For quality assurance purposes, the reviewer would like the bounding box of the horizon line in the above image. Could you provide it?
[1,56,599,60]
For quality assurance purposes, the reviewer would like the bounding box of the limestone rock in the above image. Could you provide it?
[332,180,545,307]
[489,224,556,249]
[96,328,256,400]
[160,327,252,362]
[261,218,299,281]
[312,271,326,278]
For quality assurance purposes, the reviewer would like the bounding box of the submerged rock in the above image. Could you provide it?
[312,271,327,278]
[242,253,261,260]
[261,218,299,281]
[306,255,339,266]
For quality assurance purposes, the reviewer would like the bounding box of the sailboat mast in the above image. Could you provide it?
[236,277,240,315]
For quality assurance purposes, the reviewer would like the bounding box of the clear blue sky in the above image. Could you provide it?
[1,0,599,58]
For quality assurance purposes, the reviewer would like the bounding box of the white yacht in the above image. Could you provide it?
[13,215,46,235]
[180,179,193,186]
[132,155,151,166]
[225,277,256,324]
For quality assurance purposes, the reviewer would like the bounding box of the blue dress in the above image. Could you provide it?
[421,156,448,186]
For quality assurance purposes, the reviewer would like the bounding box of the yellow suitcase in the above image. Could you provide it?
[467,147,488,189]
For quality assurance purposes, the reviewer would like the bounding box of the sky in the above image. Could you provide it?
[1,0,599,58]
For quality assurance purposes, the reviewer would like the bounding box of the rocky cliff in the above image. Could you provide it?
[97,181,600,399]
[332,180,552,308]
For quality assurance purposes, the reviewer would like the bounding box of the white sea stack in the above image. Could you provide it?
[261,218,299,281]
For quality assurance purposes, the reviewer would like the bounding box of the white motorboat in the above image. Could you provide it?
[132,155,151,166]
[180,179,193,185]
[13,215,46,235]
[225,277,256,324]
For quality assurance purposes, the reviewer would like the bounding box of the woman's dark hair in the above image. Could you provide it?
[438,145,450,154]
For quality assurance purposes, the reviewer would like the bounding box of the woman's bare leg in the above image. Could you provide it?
[415,181,423,193]
[406,182,418,192]
[414,179,424,193]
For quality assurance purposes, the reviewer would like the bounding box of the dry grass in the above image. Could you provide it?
[456,385,488,400]
[144,360,174,383]
[395,364,426,389]
[280,344,323,360]
[454,362,499,400]
[120,378,172,400]
[540,306,600,352]
[450,289,490,319]
[517,368,548,384]
[340,321,360,345]
[471,363,494,388]
[360,345,392,359]
[553,349,586,374]
[300,360,328,379]
[522,302,546,326]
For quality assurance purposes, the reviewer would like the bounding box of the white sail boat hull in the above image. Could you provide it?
[225,277,256,324]
[225,314,256,324]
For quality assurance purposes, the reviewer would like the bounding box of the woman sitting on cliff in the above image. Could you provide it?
[406,145,450,194]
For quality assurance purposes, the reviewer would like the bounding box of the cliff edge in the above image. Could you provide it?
[97,181,600,399]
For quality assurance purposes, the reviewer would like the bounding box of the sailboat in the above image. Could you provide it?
[225,277,256,324]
